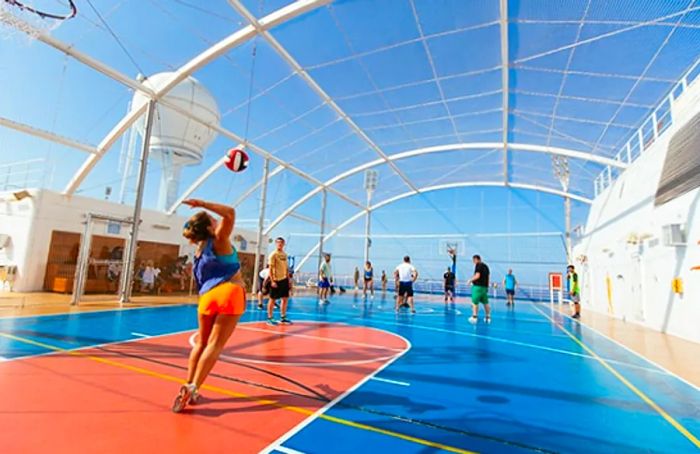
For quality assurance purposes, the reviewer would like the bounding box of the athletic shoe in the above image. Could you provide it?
[572,313,581,319]
[280,317,292,325]
[190,389,201,405]
[172,383,196,413]
[485,317,492,324]
[468,316,478,324]
[266,318,278,326]
[257,304,263,309]
[411,309,416,314]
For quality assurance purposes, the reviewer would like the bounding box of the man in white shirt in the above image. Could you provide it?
[257,265,270,309]
[319,253,333,303]
[394,256,418,313]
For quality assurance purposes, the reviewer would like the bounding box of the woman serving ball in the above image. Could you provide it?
[172,149,249,413]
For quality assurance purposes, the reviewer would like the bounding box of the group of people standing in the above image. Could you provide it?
[169,197,583,416]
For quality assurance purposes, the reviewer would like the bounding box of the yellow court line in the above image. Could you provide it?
[530,304,700,449]
[0,332,476,454]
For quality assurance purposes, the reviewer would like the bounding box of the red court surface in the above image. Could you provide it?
[0,322,409,453]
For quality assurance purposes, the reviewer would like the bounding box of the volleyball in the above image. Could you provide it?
[224,148,249,172]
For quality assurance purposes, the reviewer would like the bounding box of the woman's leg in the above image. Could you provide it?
[192,314,242,389]
[187,313,215,384]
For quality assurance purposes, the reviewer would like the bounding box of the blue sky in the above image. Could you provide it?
[1,0,699,283]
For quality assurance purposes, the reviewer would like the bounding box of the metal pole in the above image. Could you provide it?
[317,189,327,273]
[564,196,572,263]
[363,191,372,264]
[252,157,270,294]
[70,213,93,306]
[120,100,156,304]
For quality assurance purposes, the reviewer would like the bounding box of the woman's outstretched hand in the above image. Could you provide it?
[183,199,204,208]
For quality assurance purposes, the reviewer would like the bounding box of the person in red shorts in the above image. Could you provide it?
[172,198,246,413]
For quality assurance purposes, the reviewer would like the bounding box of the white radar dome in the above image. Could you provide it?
[131,72,220,166]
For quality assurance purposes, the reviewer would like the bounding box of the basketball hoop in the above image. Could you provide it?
[1,0,76,42]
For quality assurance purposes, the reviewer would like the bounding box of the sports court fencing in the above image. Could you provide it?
[294,272,552,302]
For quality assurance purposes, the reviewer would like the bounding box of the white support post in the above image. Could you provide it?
[70,214,93,306]
[364,191,372,264]
[120,100,156,304]
[362,169,378,264]
[637,128,645,152]
[652,111,659,139]
[564,196,572,262]
[252,157,271,294]
[606,166,612,186]
[317,189,327,273]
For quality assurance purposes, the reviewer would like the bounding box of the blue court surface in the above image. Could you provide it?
[1,294,699,453]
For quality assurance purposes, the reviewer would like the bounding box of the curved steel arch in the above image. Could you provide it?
[263,141,620,235]
[292,181,592,272]
[52,0,331,195]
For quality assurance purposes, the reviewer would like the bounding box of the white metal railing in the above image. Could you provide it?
[593,57,700,197]
[0,158,46,191]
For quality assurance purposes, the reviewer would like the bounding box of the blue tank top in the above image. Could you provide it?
[364,268,373,280]
[193,239,241,295]
[505,274,516,290]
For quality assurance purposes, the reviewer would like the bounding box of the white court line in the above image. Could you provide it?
[261,332,412,454]
[238,325,404,352]
[531,303,700,393]
[0,328,197,363]
[189,332,402,368]
[0,303,191,321]
[0,321,271,363]
[284,309,671,377]
[370,376,410,387]
[130,332,150,338]
[274,446,306,454]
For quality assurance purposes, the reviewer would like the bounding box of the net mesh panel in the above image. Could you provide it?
[2,0,700,302]
[288,186,571,295]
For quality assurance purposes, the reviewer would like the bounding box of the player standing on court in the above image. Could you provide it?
[267,238,292,325]
[467,255,491,324]
[568,265,581,319]
[444,266,456,303]
[503,269,517,305]
[257,264,270,309]
[363,261,375,298]
[319,253,333,303]
[394,256,418,313]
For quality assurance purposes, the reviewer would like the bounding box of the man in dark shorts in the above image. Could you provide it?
[467,255,491,324]
[503,269,517,305]
[443,266,456,303]
[268,237,291,325]
[568,265,581,319]
[394,256,418,313]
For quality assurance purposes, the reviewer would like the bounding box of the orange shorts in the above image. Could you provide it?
[198,282,246,316]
